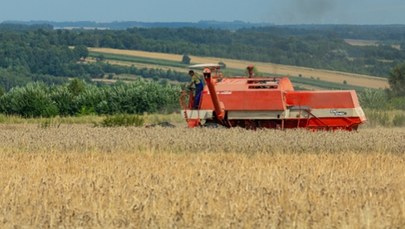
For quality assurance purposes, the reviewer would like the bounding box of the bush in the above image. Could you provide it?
[50,86,76,116]
[358,89,388,110]
[74,85,107,114]
[100,114,144,127]
[68,79,86,96]
[0,79,181,117]
[387,97,405,110]
[0,83,58,117]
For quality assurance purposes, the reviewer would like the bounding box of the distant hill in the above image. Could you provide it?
[1,22,404,78]
[1,20,273,30]
[3,21,405,42]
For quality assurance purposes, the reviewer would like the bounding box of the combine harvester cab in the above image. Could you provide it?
[180,64,366,130]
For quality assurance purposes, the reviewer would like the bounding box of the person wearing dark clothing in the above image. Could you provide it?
[188,70,204,109]
[247,64,255,78]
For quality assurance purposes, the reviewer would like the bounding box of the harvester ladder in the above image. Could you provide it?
[180,90,203,125]
[305,109,329,128]
[294,107,329,129]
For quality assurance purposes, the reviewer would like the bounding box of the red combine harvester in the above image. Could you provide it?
[180,64,366,130]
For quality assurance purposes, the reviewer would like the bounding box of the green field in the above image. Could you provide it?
[89,50,366,91]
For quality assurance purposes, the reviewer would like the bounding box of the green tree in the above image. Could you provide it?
[68,78,85,96]
[218,61,226,69]
[51,86,76,116]
[182,54,191,65]
[0,86,5,97]
[0,83,58,117]
[388,63,405,97]
[73,45,89,59]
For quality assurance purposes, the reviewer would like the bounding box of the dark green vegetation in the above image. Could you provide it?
[358,62,405,126]
[2,23,405,79]
[0,79,180,118]
[29,25,405,77]
[359,62,405,111]
[388,63,405,97]
[6,20,262,30]
[0,25,190,91]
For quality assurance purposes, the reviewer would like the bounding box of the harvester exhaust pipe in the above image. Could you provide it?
[203,68,225,121]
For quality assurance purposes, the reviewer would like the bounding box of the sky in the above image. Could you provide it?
[1,0,405,25]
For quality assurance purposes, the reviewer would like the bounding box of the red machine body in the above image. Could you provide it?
[181,65,366,130]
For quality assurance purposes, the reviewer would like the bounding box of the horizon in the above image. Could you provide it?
[1,0,405,25]
[2,20,405,27]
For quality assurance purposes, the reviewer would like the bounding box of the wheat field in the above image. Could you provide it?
[89,47,389,89]
[0,125,404,228]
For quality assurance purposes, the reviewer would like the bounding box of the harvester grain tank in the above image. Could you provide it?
[180,64,366,130]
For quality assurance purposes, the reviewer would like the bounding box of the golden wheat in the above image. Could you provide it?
[0,125,404,228]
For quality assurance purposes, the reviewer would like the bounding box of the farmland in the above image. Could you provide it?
[344,39,380,47]
[89,47,389,90]
[0,24,404,228]
[345,39,402,50]
[0,124,404,228]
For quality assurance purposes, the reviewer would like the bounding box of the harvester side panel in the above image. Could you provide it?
[200,90,286,111]
[285,91,359,109]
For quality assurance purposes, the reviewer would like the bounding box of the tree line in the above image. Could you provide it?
[2,25,405,79]
[40,26,405,77]
[0,27,190,90]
